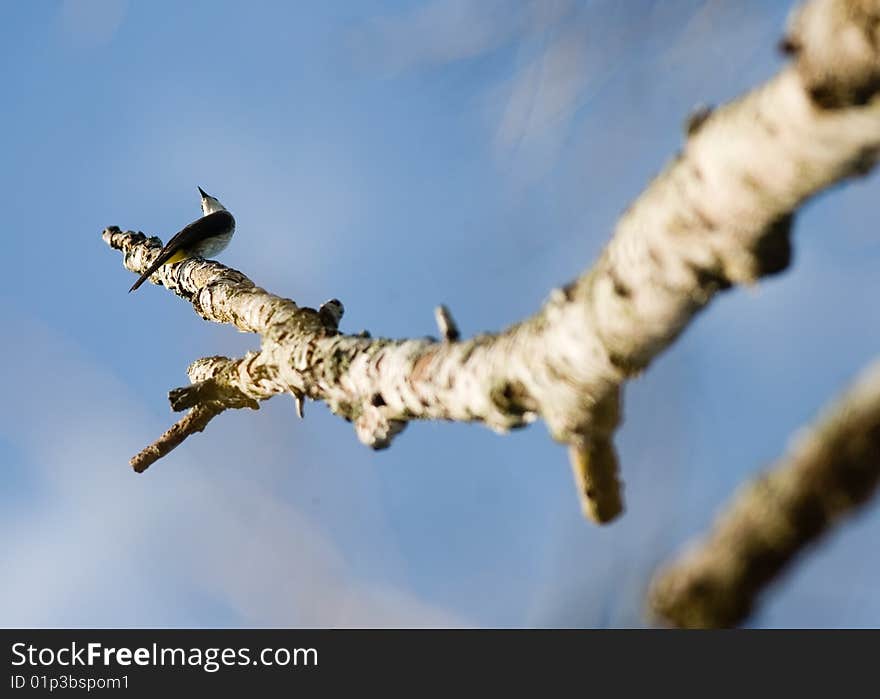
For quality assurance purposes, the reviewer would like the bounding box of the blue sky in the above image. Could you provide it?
[2,0,879,628]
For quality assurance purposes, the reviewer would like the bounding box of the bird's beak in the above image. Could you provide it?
[198,186,209,198]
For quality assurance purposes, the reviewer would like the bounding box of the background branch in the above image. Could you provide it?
[649,359,880,628]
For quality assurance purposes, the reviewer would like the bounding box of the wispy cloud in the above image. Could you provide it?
[346,0,780,181]
[0,303,469,627]
[347,0,569,76]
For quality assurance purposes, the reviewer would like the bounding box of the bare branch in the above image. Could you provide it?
[649,360,880,628]
[104,0,880,522]
[569,440,624,524]
[130,403,225,473]
[434,305,460,342]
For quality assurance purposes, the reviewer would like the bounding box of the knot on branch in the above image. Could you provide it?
[488,379,538,429]
[318,298,344,330]
[354,403,407,450]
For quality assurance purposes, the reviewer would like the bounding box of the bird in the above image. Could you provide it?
[128,187,235,292]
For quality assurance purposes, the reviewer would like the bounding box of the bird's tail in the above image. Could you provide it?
[128,269,154,293]
[128,249,183,292]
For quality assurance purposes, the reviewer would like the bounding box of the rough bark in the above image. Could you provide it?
[103,0,880,525]
[649,360,880,629]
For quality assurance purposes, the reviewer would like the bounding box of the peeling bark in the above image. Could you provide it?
[104,0,880,525]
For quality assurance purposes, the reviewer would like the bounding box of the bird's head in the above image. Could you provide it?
[198,186,226,215]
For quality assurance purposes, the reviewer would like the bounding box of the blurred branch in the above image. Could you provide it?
[649,360,880,628]
[104,0,880,525]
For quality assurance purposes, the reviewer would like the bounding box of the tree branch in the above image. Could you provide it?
[130,403,225,473]
[649,359,880,628]
[104,0,880,524]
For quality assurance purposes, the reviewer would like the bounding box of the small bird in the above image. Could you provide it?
[128,187,235,292]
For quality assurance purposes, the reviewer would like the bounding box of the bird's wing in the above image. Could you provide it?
[128,211,234,292]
